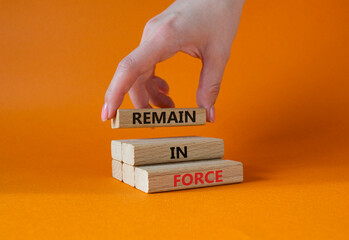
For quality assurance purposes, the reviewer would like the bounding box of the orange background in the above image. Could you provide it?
[1,0,348,239]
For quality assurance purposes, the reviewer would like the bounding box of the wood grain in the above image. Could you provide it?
[121,136,224,166]
[111,108,206,128]
[134,159,243,193]
[111,140,123,161]
[111,139,143,161]
[122,163,135,187]
[111,160,122,181]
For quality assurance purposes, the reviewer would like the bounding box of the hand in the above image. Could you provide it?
[101,0,245,122]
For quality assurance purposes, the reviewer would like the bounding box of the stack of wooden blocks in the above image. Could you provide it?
[111,108,243,193]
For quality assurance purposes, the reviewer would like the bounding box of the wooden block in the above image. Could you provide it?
[111,140,123,161]
[122,163,135,187]
[111,139,141,161]
[112,160,122,181]
[121,136,224,166]
[111,108,206,128]
[134,159,243,193]
[112,138,182,161]
[112,137,199,161]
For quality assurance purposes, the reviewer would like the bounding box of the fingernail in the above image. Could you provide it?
[101,102,108,122]
[209,105,215,123]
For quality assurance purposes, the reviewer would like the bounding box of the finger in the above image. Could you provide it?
[103,41,167,121]
[129,75,152,109]
[146,79,175,108]
[196,51,228,122]
[152,76,170,94]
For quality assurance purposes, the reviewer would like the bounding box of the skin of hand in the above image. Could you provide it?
[101,0,245,122]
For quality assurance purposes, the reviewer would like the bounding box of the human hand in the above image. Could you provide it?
[101,0,245,122]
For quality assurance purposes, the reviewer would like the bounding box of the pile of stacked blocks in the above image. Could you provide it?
[111,108,243,193]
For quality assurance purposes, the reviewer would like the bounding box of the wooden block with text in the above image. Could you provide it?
[111,108,206,128]
[120,136,224,166]
[131,159,243,193]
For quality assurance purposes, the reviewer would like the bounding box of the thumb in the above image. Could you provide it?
[196,54,228,122]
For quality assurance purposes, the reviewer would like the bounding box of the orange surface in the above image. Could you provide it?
[1,0,348,239]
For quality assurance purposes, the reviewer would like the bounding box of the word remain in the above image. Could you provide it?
[174,170,223,187]
[132,110,197,124]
